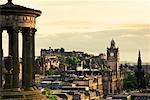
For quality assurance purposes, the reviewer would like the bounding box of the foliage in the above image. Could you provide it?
[145,73,150,87]
[58,55,68,69]
[123,71,137,90]
[42,88,57,100]
[66,56,80,70]
[60,71,68,80]
[66,57,79,65]
[45,70,59,75]
[83,59,90,69]
[82,53,90,57]
[58,55,80,70]
[101,59,107,67]
[83,66,90,69]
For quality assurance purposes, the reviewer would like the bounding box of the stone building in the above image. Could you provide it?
[41,47,84,57]
[52,76,102,100]
[43,55,60,70]
[37,39,124,99]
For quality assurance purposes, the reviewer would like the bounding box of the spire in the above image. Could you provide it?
[110,38,115,48]
[137,50,142,70]
[138,50,141,62]
[138,50,141,59]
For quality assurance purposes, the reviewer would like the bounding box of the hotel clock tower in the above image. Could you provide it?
[107,39,119,78]
[107,39,121,94]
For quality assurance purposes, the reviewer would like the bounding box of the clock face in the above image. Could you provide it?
[110,52,114,57]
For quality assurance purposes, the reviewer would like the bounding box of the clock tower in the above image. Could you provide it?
[106,39,123,94]
[107,39,119,77]
[107,39,121,94]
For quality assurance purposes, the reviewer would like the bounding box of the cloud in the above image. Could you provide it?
[1,0,150,62]
[119,23,150,29]
[143,34,150,37]
[83,34,92,39]
[119,34,139,38]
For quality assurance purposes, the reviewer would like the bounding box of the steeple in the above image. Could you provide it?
[110,39,115,48]
[138,50,141,59]
[137,50,142,70]
[135,50,145,88]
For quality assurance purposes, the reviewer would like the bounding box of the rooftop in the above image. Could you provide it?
[0,0,41,17]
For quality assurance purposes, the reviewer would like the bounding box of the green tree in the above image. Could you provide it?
[145,73,150,87]
[123,71,137,90]
[45,70,54,75]
[42,89,57,100]
[58,55,68,69]
[45,69,60,75]
[66,57,80,70]
[83,60,90,69]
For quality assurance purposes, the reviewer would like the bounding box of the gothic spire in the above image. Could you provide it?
[138,50,141,59]
[110,39,115,48]
[137,50,142,70]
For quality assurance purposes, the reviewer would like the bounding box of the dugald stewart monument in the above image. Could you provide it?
[0,0,46,99]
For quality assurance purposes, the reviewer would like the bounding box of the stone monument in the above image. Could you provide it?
[0,0,46,99]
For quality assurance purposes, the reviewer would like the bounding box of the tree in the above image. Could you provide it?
[58,56,68,67]
[58,55,80,70]
[45,69,60,76]
[83,60,90,69]
[45,70,54,75]
[42,88,57,100]
[145,73,150,87]
[66,57,80,70]
[123,71,138,90]
[60,48,65,53]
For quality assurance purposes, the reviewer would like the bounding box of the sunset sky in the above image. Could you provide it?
[1,0,150,63]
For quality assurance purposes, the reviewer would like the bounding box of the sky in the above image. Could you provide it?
[1,0,150,63]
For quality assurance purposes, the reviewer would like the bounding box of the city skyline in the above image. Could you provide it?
[1,0,150,63]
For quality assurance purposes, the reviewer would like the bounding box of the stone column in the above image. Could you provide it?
[7,27,20,89]
[22,28,26,89]
[31,28,36,85]
[0,29,3,89]
[4,56,13,89]
[22,27,34,90]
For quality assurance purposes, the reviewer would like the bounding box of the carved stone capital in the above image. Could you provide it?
[21,27,30,35]
[6,27,20,34]
[21,28,36,37]
[30,28,37,35]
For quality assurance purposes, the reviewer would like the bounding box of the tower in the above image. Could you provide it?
[107,39,119,77]
[107,39,120,94]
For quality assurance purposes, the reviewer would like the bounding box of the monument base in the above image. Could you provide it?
[0,89,47,100]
